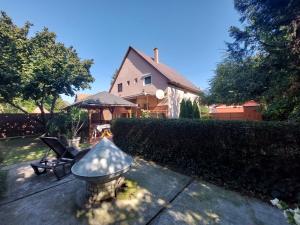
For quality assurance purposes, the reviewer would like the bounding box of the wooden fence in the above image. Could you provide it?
[210,111,262,121]
[0,113,50,138]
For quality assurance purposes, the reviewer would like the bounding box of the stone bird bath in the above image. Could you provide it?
[71,137,133,205]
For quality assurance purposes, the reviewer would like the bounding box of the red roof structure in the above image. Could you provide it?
[210,100,262,121]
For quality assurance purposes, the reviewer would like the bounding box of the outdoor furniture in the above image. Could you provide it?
[71,137,133,205]
[31,137,90,180]
[97,124,113,138]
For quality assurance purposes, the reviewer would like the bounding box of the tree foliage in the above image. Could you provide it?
[208,0,300,121]
[192,99,200,119]
[0,12,94,126]
[179,99,200,119]
[179,99,187,118]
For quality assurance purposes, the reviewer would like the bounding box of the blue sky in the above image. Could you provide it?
[1,0,240,103]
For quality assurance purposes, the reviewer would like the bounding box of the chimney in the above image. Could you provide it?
[153,48,159,63]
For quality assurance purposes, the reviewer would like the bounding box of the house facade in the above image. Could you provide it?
[109,46,200,118]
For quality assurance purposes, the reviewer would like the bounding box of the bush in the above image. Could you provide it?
[46,108,88,140]
[112,118,300,203]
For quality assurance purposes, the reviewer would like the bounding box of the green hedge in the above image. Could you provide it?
[112,118,300,203]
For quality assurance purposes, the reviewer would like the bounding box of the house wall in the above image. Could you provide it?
[167,86,199,118]
[110,49,169,98]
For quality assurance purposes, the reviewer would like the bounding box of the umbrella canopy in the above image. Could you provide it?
[71,137,133,183]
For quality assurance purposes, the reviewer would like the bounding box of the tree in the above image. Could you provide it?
[208,0,300,121]
[209,57,268,105]
[179,99,187,118]
[185,99,194,119]
[0,12,94,127]
[180,99,198,119]
[192,99,200,119]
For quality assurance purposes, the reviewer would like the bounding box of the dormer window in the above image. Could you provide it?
[118,83,123,92]
[144,76,152,85]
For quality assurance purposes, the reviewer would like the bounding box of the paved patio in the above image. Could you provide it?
[0,158,287,225]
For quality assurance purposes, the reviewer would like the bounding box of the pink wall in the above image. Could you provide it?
[110,49,169,97]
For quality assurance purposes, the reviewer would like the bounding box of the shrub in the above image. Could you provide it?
[112,118,300,203]
[192,99,200,119]
[179,99,187,118]
[180,99,198,119]
[46,108,88,140]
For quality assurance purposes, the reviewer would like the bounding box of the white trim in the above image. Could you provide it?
[141,73,151,78]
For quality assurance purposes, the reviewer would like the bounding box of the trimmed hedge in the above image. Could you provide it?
[112,118,300,203]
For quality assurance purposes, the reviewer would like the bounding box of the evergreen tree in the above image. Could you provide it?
[192,100,200,119]
[179,99,187,118]
[185,99,193,119]
[207,0,300,121]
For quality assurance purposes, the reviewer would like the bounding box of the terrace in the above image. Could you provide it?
[0,136,287,225]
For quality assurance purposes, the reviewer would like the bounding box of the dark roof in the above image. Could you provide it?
[69,91,137,108]
[109,46,201,94]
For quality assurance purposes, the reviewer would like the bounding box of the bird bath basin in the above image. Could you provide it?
[71,137,133,205]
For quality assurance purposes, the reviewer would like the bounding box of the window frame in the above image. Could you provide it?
[117,83,123,92]
[143,75,152,86]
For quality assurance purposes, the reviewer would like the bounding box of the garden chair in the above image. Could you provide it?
[30,137,90,180]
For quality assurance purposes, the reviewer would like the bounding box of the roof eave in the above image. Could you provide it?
[168,81,201,95]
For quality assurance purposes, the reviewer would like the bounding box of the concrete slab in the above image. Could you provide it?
[0,158,191,225]
[150,180,288,225]
[0,160,74,205]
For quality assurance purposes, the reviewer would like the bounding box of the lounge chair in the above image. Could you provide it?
[31,137,90,180]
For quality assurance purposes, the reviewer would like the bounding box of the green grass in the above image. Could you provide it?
[0,136,48,167]
[0,136,92,167]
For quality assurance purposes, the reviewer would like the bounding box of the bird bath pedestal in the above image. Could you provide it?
[71,137,133,207]
[85,177,124,204]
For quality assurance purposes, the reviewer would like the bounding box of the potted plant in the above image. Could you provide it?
[66,107,86,148]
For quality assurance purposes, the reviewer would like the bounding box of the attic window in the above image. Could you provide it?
[127,80,130,86]
[118,83,123,92]
[144,76,152,85]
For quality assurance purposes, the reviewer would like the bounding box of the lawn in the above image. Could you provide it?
[0,136,91,167]
[0,136,48,167]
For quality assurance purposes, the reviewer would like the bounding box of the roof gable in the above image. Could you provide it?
[109,46,200,94]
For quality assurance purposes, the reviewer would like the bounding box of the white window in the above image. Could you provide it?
[143,76,152,85]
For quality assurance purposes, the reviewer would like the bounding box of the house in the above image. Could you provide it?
[109,46,201,118]
[209,100,262,121]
